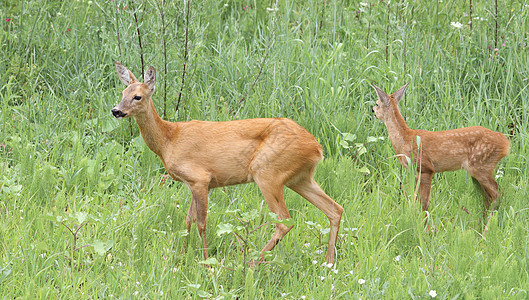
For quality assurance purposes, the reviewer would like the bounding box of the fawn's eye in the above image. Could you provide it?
[133,95,142,101]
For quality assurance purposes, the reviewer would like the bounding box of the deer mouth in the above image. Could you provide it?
[111,108,127,119]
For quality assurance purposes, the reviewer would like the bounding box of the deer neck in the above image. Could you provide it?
[383,104,414,156]
[133,99,171,157]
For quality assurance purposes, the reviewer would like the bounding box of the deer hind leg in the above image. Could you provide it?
[186,199,197,232]
[468,168,499,234]
[188,183,210,259]
[253,176,293,260]
[287,177,343,264]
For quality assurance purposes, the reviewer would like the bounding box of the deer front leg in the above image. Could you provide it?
[188,182,210,260]
[417,172,433,229]
[417,172,433,211]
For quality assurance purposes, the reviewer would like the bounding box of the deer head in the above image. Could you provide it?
[111,61,156,119]
[372,83,408,122]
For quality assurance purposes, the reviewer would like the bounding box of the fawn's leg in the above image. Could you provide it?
[471,171,499,234]
[417,172,433,228]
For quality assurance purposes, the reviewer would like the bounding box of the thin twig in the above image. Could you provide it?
[159,0,168,118]
[249,221,272,235]
[74,221,88,236]
[114,0,122,57]
[233,16,277,119]
[176,0,191,115]
[469,0,473,32]
[60,222,75,236]
[494,0,498,49]
[366,1,372,49]
[385,0,390,64]
[131,1,145,75]
[319,0,326,30]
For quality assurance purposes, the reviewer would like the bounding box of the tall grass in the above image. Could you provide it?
[1,0,528,298]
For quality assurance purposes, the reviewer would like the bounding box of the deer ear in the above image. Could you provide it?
[115,61,139,86]
[372,84,391,104]
[392,83,409,103]
[144,66,156,91]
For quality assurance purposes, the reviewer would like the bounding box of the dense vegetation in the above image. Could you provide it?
[1,0,528,298]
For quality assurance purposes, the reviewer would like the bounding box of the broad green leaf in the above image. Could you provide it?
[0,267,12,283]
[367,136,378,143]
[197,290,211,298]
[72,212,89,224]
[339,140,350,149]
[355,143,367,156]
[367,136,384,143]
[341,132,356,141]
[357,166,370,174]
[92,239,114,256]
[56,215,67,223]
[225,208,240,214]
[177,230,189,237]
[198,257,218,266]
[269,213,296,227]
[241,209,259,221]
[186,283,200,290]
[271,256,291,271]
[216,223,235,237]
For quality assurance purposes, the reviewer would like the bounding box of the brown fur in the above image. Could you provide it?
[112,62,343,264]
[372,83,509,233]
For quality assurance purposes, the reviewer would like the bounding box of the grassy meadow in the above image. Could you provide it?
[1,0,529,298]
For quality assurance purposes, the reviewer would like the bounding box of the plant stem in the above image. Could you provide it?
[176,0,191,115]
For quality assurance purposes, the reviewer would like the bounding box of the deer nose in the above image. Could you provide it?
[111,108,127,118]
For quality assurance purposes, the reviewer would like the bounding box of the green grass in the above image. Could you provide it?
[1,0,528,298]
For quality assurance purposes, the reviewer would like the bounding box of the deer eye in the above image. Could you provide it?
[133,95,142,101]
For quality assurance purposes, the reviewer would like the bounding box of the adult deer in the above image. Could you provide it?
[372,83,509,233]
[111,62,343,264]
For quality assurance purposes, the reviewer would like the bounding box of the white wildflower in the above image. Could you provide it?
[429,290,437,298]
[312,260,318,265]
[394,255,401,262]
[358,278,365,284]
[495,169,504,179]
[450,21,463,29]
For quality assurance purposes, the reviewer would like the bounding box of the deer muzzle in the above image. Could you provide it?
[111,108,127,119]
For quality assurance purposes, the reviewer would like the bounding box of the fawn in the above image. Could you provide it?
[372,83,510,232]
[111,62,343,264]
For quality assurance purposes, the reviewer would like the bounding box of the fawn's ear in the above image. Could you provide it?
[115,61,139,86]
[392,83,409,103]
[372,84,390,104]
[144,66,156,91]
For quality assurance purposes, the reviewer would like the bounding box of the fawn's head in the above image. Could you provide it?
[372,83,408,122]
[112,61,156,119]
